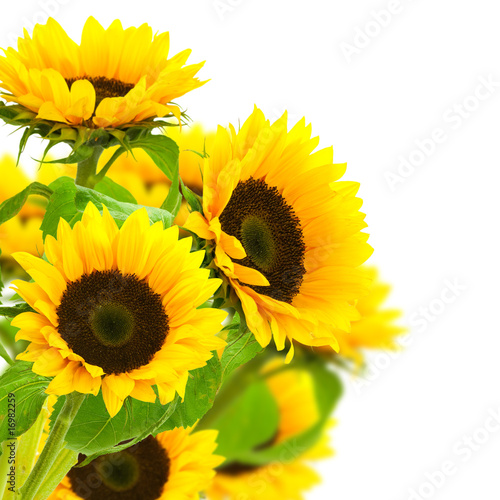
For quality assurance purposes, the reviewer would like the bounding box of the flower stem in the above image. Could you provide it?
[33,448,78,500]
[18,392,85,500]
[15,403,49,492]
[0,440,17,499]
[75,146,104,188]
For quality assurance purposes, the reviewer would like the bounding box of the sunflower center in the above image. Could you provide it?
[68,436,170,500]
[96,452,140,491]
[57,270,169,375]
[218,461,260,476]
[66,76,135,106]
[90,303,134,347]
[240,216,276,271]
[219,177,306,303]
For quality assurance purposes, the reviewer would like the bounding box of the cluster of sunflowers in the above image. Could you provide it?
[0,17,404,500]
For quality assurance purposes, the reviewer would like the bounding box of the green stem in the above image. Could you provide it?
[0,440,17,499]
[75,146,104,188]
[18,393,85,500]
[197,347,270,431]
[33,448,78,500]
[15,404,49,492]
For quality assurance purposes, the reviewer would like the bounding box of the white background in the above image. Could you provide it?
[1,1,499,499]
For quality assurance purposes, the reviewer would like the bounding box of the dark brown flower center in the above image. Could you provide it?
[218,461,260,476]
[57,270,169,375]
[68,436,170,500]
[66,76,135,107]
[219,177,306,303]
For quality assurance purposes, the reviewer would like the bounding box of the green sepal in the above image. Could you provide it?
[180,178,203,213]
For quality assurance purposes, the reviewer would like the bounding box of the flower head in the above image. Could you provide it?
[0,17,205,130]
[334,267,406,364]
[49,427,224,500]
[207,365,332,500]
[11,202,226,417]
[185,107,373,360]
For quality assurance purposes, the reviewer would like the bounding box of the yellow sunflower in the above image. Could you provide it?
[48,426,223,500]
[10,202,226,417]
[0,124,212,263]
[184,106,373,361]
[0,17,205,128]
[334,267,405,364]
[206,366,332,500]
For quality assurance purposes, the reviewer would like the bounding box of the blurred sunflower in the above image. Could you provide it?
[105,124,212,196]
[185,106,373,361]
[11,202,226,417]
[0,124,212,264]
[0,155,48,258]
[49,427,223,500]
[333,267,405,364]
[207,366,332,500]
[0,17,205,129]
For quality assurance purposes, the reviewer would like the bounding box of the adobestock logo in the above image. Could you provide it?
[351,277,466,394]
[3,0,73,48]
[212,0,245,21]
[406,405,500,500]
[339,0,417,64]
[408,278,466,334]
[384,74,499,192]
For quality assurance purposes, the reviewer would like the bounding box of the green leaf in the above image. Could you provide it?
[0,251,4,298]
[131,135,179,181]
[0,362,50,444]
[78,395,179,467]
[0,341,13,365]
[50,391,178,457]
[157,354,222,433]
[40,177,78,239]
[235,360,343,466]
[220,327,263,381]
[94,177,137,204]
[40,176,175,240]
[75,186,174,228]
[51,352,223,460]
[0,303,34,318]
[208,381,280,461]
[0,182,52,226]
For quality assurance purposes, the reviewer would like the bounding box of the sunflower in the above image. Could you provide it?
[184,107,373,360]
[206,366,332,500]
[0,17,205,129]
[10,202,226,417]
[0,124,212,264]
[333,267,405,364]
[48,426,223,500]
